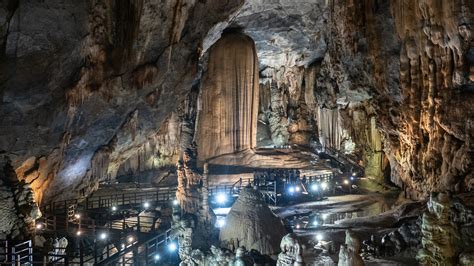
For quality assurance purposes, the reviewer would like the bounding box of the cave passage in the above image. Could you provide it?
[1,1,473,265]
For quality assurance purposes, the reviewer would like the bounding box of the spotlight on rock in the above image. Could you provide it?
[295,186,301,192]
[172,199,179,206]
[74,213,81,219]
[216,193,228,204]
[343,180,349,185]
[143,202,150,209]
[168,242,177,252]
[154,254,161,261]
[311,184,319,191]
[111,206,117,211]
[35,223,43,230]
[322,213,328,220]
[127,236,134,243]
[76,231,82,236]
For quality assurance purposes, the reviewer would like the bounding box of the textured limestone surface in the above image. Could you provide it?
[308,0,474,198]
[219,187,287,255]
[195,32,259,163]
[1,0,244,204]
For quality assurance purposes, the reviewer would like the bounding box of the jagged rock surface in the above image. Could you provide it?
[0,0,244,203]
[0,159,41,240]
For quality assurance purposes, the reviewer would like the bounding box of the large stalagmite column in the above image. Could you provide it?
[196,32,259,162]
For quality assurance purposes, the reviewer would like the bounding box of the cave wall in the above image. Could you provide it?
[0,0,244,203]
[195,32,259,162]
[257,66,317,147]
[312,0,473,198]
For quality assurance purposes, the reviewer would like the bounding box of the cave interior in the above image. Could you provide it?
[0,0,473,265]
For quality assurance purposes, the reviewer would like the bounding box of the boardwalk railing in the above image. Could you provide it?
[0,240,68,265]
[97,228,172,265]
[42,187,176,214]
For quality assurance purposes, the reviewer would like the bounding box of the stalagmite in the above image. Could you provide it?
[219,188,287,255]
[196,32,259,162]
[338,229,364,266]
[277,233,305,266]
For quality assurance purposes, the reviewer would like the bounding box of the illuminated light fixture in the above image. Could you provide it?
[121,243,125,249]
[316,234,323,242]
[36,223,43,230]
[295,186,300,192]
[154,254,161,261]
[172,199,179,206]
[143,202,150,209]
[321,182,328,190]
[322,213,328,220]
[168,242,177,252]
[99,232,108,240]
[127,236,134,243]
[343,180,349,185]
[74,214,81,219]
[350,176,354,181]
[296,224,300,229]
[76,231,82,236]
[111,206,117,211]
[311,184,319,191]
[352,172,357,176]
[288,186,295,194]
[216,193,228,204]
[216,219,226,228]
[313,220,318,226]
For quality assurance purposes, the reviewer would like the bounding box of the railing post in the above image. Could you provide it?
[28,240,32,264]
[79,242,84,265]
[94,240,97,264]
[137,215,141,236]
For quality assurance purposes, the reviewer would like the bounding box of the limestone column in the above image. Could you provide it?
[196,32,259,162]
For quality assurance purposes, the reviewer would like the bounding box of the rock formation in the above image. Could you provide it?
[310,0,474,198]
[176,148,202,214]
[0,158,41,240]
[338,229,364,266]
[277,233,305,266]
[417,192,460,265]
[195,32,259,162]
[220,187,287,255]
[174,148,216,252]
